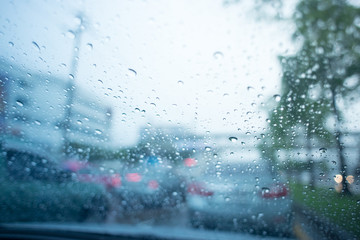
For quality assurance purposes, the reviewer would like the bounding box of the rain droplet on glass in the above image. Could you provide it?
[86,43,93,51]
[128,68,137,77]
[213,51,224,60]
[273,94,281,102]
[229,137,238,142]
[32,41,40,52]
[66,30,75,39]
[319,147,327,153]
[16,100,24,107]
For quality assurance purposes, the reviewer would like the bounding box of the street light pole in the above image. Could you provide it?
[62,14,85,157]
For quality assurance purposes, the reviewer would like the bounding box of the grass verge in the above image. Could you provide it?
[290,183,360,237]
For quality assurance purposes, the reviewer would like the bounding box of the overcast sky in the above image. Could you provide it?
[1,0,298,146]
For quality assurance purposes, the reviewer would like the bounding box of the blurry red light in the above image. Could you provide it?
[111,174,121,187]
[148,180,159,189]
[126,173,142,182]
[261,185,288,198]
[187,182,213,196]
[184,158,196,167]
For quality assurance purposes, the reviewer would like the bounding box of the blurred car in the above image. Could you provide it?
[6,150,71,182]
[62,160,122,190]
[114,156,185,210]
[186,162,292,235]
[0,155,110,223]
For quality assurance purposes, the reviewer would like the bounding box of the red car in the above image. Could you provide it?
[62,160,121,189]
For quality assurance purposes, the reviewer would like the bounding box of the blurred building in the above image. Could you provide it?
[0,60,112,162]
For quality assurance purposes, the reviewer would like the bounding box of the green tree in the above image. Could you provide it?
[262,0,360,194]
[267,53,333,188]
[293,0,360,194]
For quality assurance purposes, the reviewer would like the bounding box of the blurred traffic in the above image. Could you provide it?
[1,1,360,239]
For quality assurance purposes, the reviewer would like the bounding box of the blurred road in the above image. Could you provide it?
[106,202,189,227]
[103,201,295,239]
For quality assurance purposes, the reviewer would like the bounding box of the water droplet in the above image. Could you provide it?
[76,120,82,125]
[261,187,270,194]
[32,41,40,52]
[86,43,93,50]
[73,16,82,26]
[273,94,281,102]
[8,41,14,47]
[229,136,238,142]
[319,147,327,153]
[357,200,360,204]
[95,129,102,135]
[205,146,212,151]
[223,93,229,97]
[225,197,230,202]
[213,51,224,60]
[177,80,184,86]
[247,86,254,91]
[150,103,156,107]
[34,120,41,125]
[241,141,245,145]
[16,100,24,107]
[128,68,137,77]
[69,74,74,80]
[66,30,75,39]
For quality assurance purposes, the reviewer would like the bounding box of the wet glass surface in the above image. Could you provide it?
[0,0,360,239]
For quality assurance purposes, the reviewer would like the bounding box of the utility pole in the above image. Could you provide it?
[62,14,85,157]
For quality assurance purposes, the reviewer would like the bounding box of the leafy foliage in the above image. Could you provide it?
[260,0,360,190]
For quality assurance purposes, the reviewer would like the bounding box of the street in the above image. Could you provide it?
[102,201,295,239]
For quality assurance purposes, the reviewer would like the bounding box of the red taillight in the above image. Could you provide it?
[126,173,142,182]
[148,180,159,190]
[187,183,213,196]
[184,158,197,167]
[261,184,288,198]
[110,174,121,187]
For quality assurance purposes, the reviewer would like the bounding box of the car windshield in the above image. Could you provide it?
[1,1,360,239]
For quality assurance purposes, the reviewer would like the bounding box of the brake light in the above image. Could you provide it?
[126,173,142,182]
[110,174,121,187]
[148,180,159,190]
[184,158,197,167]
[261,184,288,198]
[187,182,213,196]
